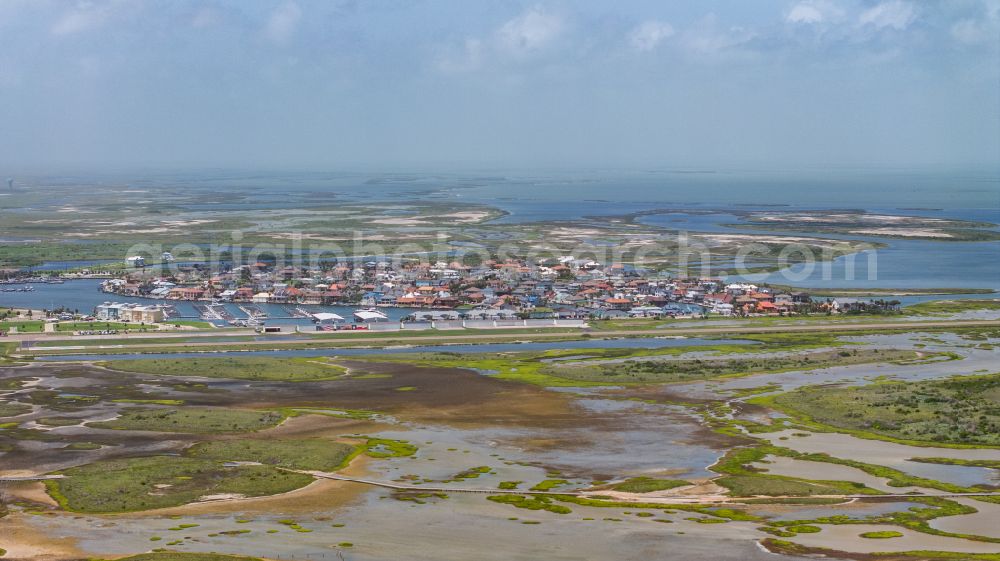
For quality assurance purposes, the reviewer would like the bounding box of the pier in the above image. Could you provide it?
[238,304,268,319]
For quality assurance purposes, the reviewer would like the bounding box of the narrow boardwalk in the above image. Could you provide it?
[288,469,580,496]
[0,475,65,482]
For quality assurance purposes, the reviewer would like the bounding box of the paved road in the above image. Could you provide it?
[11,329,258,342]
[14,319,1000,356]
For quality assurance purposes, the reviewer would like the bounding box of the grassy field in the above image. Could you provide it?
[904,299,1000,316]
[351,332,862,387]
[55,321,149,332]
[714,474,847,496]
[88,407,285,433]
[543,348,922,384]
[186,439,357,471]
[763,372,1000,446]
[0,403,32,417]
[709,445,886,497]
[48,455,314,513]
[609,477,690,493]
[105,356,348,381]
[35,416,83,427]
[30,335,258,347]
[0,320,44,332]
[164,319,215,329]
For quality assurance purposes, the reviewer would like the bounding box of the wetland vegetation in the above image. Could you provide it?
[88,407,285,434]
[763,373,1000,446]
[609,477,691,493]
[47,455,316,513]
[186,439,357,471]
[541,348,924,384]
[3,323,1000,560]
[105,357,349,382]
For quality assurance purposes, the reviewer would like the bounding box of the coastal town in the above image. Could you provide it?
[0,256,902,333]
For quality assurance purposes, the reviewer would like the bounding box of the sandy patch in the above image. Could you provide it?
[371,218,430,226]
[594,479,729,503]
[3,481,60,507]
[852,228,953,238]
[161,219,219,227]
[136,457,374,516]
[197,492,247,501]
[0,513,82,561]
[440,211,492,223]
[755,213,948,225]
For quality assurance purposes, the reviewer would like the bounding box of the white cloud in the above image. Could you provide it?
[496,6,564,56]
[787,3,825,24]
[51,1,110,36]
[786,1,846,27]
[434,6,564,73]
[859,0,916,30]
[628,20,674,52]
[264,1,302,45]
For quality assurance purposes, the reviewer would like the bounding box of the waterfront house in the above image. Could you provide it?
[628,305,664,318]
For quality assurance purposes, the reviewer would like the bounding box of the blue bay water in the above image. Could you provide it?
[5,167,999,292]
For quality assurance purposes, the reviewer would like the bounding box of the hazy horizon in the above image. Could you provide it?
[1,0,998,170]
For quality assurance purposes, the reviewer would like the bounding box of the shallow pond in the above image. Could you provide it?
[759,430,1000,488]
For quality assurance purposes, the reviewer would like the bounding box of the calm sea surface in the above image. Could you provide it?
[4,168,999,298]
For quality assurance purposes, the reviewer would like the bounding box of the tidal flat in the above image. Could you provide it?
[2,328,999,560]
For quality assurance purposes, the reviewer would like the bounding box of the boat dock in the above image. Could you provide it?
[283,306,314,319]
[194,304,234,321]
[238,304,268,319]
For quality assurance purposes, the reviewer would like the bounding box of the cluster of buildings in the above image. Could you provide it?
[94,302,165,323]
[99,258,895,320]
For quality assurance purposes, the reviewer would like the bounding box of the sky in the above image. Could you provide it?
[0,0,998,170]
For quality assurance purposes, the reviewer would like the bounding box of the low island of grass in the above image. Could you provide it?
[104,356,348,382]
[543,348,922,385]
[761,372,1000,446]
[88,407,285,434]
[48,455,315,513]
[859,530,904,539]
[0,402,32,417]
[610,477,690,493]
[186,438,357,471]
[904,299,1000,316]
